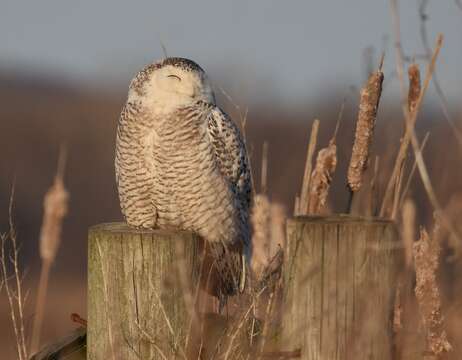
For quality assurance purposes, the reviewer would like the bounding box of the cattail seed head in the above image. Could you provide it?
[39,177,69,262]
[408,63,421,114]
[308,141,337,214]
[347,68,384,192]
[413,222,452,356]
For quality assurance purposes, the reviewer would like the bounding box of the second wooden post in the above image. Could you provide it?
[282,215,402,360]
[88,223,202,360]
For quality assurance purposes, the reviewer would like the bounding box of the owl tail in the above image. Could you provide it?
[200,241,246,311]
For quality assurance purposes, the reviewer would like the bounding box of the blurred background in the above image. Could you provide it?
[1,0,462,358]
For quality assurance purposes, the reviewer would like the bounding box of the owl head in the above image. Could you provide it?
[128,57,216,113]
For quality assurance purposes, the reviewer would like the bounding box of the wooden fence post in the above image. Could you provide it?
[87,222,202,360]
[282,215,402,360]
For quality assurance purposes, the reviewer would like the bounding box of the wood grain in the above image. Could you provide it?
[87,223,201,360]
[282,215,401,360]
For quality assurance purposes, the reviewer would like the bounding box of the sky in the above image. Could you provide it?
[1,0,461,104]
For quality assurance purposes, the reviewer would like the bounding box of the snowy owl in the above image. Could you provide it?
[115,57,252,305]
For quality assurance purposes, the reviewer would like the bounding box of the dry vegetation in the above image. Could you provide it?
[1,3,462,360]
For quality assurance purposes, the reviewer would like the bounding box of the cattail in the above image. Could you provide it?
[408,63,421,114]
[39,177,69,262]
[299,119,320,214]
[30,148,69,354]
[413,221,452,356]
[307,140,337,214]
[347,63,384,193]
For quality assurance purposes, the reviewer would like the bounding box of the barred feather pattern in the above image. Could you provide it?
[115,96,252,299]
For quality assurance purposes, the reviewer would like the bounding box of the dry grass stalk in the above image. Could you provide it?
[413,222,452,357]
[307,139,337,214]
[380,9,443,218]
[391,161,406,220]
[387,17,460,244]
[390,64,420,220]
[408,63,421,113]
[261,141,269,194]
[293,194,300,216]
[398,132,430,211]
[270,203,286,256]
[393,278,403,333]
[299,119,320,214]
[30,148,69,355]
[251,194,271,275]
[367,156,380,216]
[1,188,28,360]
[347,63,384,193]
[402,199,416,269]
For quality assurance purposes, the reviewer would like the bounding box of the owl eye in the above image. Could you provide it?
[167,74,181,81]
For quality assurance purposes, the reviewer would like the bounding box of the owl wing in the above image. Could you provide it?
[206,107,252,214]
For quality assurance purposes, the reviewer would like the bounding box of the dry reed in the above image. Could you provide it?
[251,194,271,275]
[413,222,452,357]
[402,199,416,269]
[293,194,300,216]
[398,132,430,211]
[367,156,380,216]
[30,148,69,355]
[380,3,444,219]
[307,139,337,214]
[347,61,384,194]
[261,141,269,194]
[299,119,320,215]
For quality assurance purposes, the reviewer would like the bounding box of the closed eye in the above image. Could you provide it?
[167,74,181,81]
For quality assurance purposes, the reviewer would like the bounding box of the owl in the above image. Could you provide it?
[115,57,252,305]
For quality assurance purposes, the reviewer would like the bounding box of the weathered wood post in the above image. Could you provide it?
[88,223,202,360]
[282,215,402,360]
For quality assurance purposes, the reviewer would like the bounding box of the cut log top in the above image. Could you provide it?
[89,222,195,236]
[290,214,393,224]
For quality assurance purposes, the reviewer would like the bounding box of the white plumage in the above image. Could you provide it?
[115,57,252,302]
